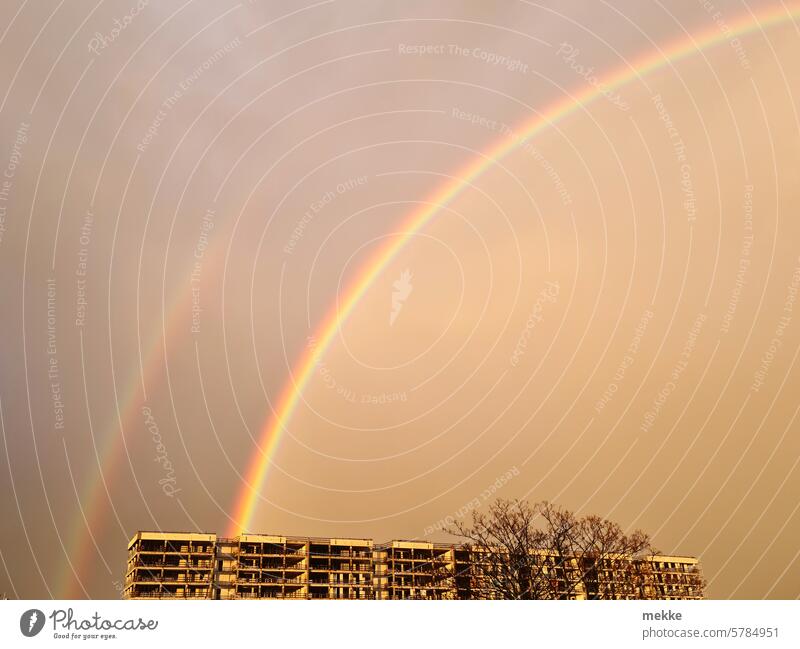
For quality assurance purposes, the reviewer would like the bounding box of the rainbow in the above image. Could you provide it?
[227,4,800,535]
[58,4,799,597]
[58,291,190,598]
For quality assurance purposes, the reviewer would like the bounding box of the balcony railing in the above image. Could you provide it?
[134,560,213,569]
[132,574,211,583]
[129,592,210,599]
[234,592,309,599]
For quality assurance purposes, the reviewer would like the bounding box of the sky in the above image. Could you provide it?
[0,0,799,599]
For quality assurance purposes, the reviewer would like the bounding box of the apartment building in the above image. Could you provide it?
[233,534,374,600]
[125,532,374,600]
[124,531,704,600]
[124,532,215,600]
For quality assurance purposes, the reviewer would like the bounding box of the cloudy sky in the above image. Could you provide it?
[0,0,799,599]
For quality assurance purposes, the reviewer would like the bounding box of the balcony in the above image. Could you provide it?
[135,560,213,569]
[129,592,210,600]
[234,592,308,600]
[132,574,211,584]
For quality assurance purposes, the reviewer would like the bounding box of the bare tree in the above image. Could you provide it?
[448,499,688,600]
[449,499,551,599]
[570,514,653,599]
[536,501,581,598]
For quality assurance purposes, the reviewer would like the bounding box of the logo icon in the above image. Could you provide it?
[20,609,45,637]
[390,269,413,326]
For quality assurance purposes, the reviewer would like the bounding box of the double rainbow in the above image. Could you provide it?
[58,4,799,596]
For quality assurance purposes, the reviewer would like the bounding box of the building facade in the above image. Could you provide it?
[124,531,704,600]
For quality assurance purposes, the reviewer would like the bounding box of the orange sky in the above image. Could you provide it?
[0,0,798,599]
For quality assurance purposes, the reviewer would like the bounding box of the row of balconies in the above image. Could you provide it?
[131,549,213,559]
[129,565,212,574]
[231,591,373,600]
[128,592,211,599]
[234,591,308,599]
[125,550,698,598]
[239,546,304,555]
[388,552,453,560]
[234,577,372,585]
[237,549,372,559]
[306,562,372,570]
[127,559,693,582]
[128,587,210,599]
[237,561,305,569]
[130,574,211,583]
[131,559,213,569]
[309,547,372,558]
[236,567,372,575]
[132,542,694,566]
[134,543,213,554]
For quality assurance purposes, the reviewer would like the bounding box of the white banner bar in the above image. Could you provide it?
[1,600,798,648]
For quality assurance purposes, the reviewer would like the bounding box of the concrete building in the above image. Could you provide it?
[124,531,704,600]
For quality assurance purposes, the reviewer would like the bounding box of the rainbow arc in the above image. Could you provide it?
[227,6,800,535]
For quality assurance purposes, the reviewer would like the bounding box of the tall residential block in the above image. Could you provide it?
[124,531,704,600]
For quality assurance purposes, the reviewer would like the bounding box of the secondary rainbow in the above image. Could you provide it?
[57,289,191,598]
[227,4,800,535]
